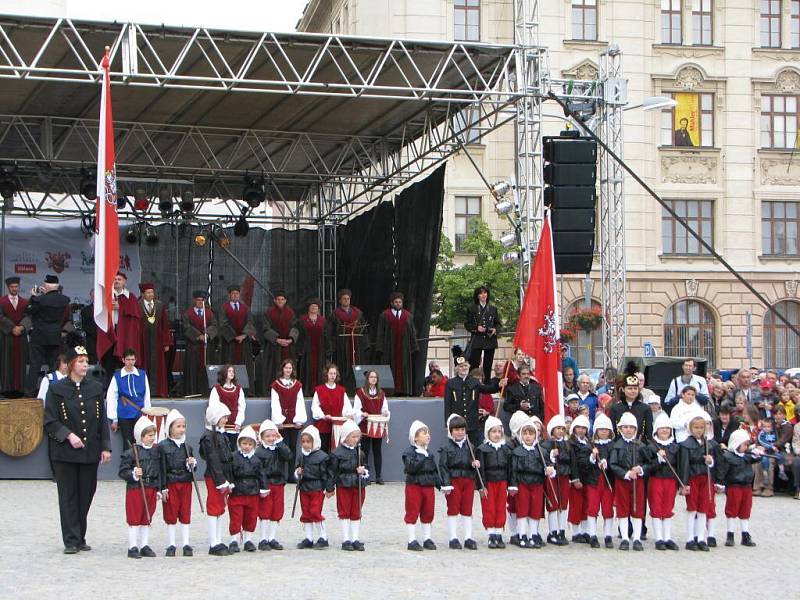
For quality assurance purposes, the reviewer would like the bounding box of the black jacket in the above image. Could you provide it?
[609,398,653,441]
[438,439,478,487]
[256,441,293,486]
[504,380,544,420]
[475,442,512,484]
[159,439,196,485]
[713,418,738,447]
[231,452,267,496]
[402,446,441,487]
[443,375,501,432]
[609,438,651,480]
[296,449,329,492]
[27,290,70,346]
[327,443,368,490]
[646,441,680,480]
[199,430,234,487]
[119,445,161,489]
[44,377,111,464]
[464,303,501,350]
[569,438,593,483]
[586,440,614,487]
[509,443,550,487]
[79,302,98,363]
[541,438,575,478]
[717,450,760,487]
[678,436,721,484]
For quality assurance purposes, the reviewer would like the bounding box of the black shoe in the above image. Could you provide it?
[531,535,543,549]
[182,545,193,556]
[341,541,355,551]
[619,540,630,551]
[518,535,528,548]
[268,540,283,550]
[725,532,735,547]
[423,539,437,550]
[212,543,230,556]
[165,545,176,557]
[78,543,91,552]
[655,540,666,551]
[487,535,498,549]
[685,540,698,551]
[140,545,156,558]
[228,541,240,553]
[546,532,559,545]
[243,541,257,552]
[641,531,648,541]
[314,538,329,549]
[127,547,141,559]
[697,541,709,552]
[63,546,79,555]
[449,539,462,550]
[707,536,717,548]
[352,541,365,551]
[258,540,271,551]
[741,532,756,547]
[665,540,679,551]
[509,534,520,547]
[632,540,643,551]
[375,478,384,485]
[572,533,587,544]
[589,536,600,549]
[464,538,478,550]
[407,540,423,551]
[296,538,314,549]
[557,531,569,546]
[604,536,614,549]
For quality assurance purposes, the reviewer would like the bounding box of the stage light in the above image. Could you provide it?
[80,169,97,201]
[502,251,520,266]
[133,188,149,211]
[194,232,207,247]
[494,199,514,215]
[179,189,194,213]
[233,208,249,237]
[0,177,15,202]
[500,232,517,248]
[125,225,138,244]
[117,196,128,211]
[218,231,231,248]
[491,181,511,200]
[158,188,173,214]
[144,224,158,246]
[242,175,265,208]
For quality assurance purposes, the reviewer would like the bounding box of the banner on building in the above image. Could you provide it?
[673,92,699,147]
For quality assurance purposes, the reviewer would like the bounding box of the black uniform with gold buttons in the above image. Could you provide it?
[443,373,500,446]
[44,375,111,550]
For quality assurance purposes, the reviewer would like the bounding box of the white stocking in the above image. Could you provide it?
[167,524,176,547]
[407,523,417,543]
[340,519,351,542]
[652,518,663,542]
[207,516,218,546]
[260,520,269,542]
[587,517,597,537]
[631,518,642,542]
[422,522,432,541]
[663,518,673,541]
[507,512,518,535]
[461,515,473,540]
[686,511,697,540]
[618,519,629,541]
[350,519,360,542]
[547,512,558,533]
[528,518,539,537]
[181,523,190,546]
[128,526,139,549]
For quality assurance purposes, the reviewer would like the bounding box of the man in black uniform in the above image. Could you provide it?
[25,274,71,397]
[609,373,654,441]
[504,365,544,421]
[79,290,98,364]
[443,356,506,446]
[464,285,501,383]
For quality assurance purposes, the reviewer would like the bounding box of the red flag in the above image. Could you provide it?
[514,212,563,423]
[94,48,119,360]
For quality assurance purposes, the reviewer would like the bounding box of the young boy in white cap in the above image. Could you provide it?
[295,424,330,549]
[646,394,664,422]
[327,419,370,551]
[647,412,680,551]
[678,413,720,551]
[588,413,615,548]
[403,420,441,551]
[199,403,234,556]
[509,417,554,548]
[567,414,592,544]
[541,414,572,546]
[118,416,161,558]
[438,414,480,550]
[505,410,531,546]
[476,415,512,549]
[609,412,650,551]
[228,425,267,553]
[159,409,197,556]
[255,419,293,551]
[718,428,760,547]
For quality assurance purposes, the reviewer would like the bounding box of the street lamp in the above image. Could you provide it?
[624,96,677,112]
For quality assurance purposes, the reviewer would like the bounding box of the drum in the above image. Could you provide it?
[365,415,389,440]
[141,406,170,442]
[330,416,349,450]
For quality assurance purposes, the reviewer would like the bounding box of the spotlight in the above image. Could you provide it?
[179,189,194,213]
[233,208,249,237]
[117,196,128,211]
[125,225,138,244]
[144,224,159,246]
[218,231,231,248]
[158,188,173,214]
[491,181,511,200]
[494,199,514,215]
[194,232,207,247]
[502,251,520,266]
[133,188,149,211]
[79,168,96,200]
[0,176,16,201]
[242,176,265,208]
[500,232,517,248]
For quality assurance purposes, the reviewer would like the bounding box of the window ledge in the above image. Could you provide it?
[652,44,725,56]
[659,146,720,154]
[563,39,609,50]
[658,254,717,263]
[753,47,800,57]
[758,255,799,263]
[758,148,797,155]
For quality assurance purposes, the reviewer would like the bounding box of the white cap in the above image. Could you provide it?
[237,425,258,445]
[565,393,580,403]
[727,429,751,452]
[483,415,504,440]
[205,403,231,430]
[339,419,360,443]
[593,413,614,436]
[569,414,590,436]
[301,424,322,451]
[134,415,156,445]
[646,394,662,405]
[408,420,428,445]
[446,413,468,440]
[259,419,279,436]
[517,418,540,441]
[547,414,566,436]
[616,412,638,430]
[685,412,707,431]
[509,410,530,436]
[653,412,672,437]
[165,409,186,439]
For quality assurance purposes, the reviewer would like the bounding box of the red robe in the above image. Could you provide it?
[138,299,172,397]
[298,314,326,395]
[0,295,29,391]
[314,384,346,434]
[98,291,141,361]
[375,308,418,395]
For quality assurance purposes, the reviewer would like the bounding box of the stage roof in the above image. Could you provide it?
[0,16,519,221]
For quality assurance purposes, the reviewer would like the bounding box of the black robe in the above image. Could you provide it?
[182,307,218,397]
[217,301,257,392]
[325,306,367,394]
[374,308,418,395]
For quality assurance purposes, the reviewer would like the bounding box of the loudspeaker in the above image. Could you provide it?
[352,364,395,391]
[551,208,595,232]
[206,364,251,390]
[544,186,596,209]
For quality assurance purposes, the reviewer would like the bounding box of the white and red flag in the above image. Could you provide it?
[93,48,119,358]
[513,211,563,422]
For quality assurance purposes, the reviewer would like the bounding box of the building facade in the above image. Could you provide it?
[298,0,800,372]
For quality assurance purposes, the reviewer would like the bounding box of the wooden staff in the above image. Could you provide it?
[662,451,687,491]
[291,459,304,519]
[704,436,713,502]
[631,441,638,515]
[357,441,363,518]
[536,440,560,512]
[131,441,152,526]
[589,439,613,489]
[493,358,512,417]
[185,444,205,514]
[464,435,486,491]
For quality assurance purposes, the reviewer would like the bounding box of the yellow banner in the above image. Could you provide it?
[673,92,699,147]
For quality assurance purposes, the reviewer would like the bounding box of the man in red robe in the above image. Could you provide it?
[218,284,257,391]
[137,282,172,398]
[262,290,298,392]
[325,288,367,394]
[98,271,141,386]
[375,292,418,395]
[0,277,30,396]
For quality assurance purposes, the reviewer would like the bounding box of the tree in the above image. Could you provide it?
[431,220,520,336]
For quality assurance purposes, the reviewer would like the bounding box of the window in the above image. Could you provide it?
[761,0,782,48]
[664,300,716,367]
[454,196,481,252]
[793,0,800,47]
[660,92,715,147]
[455,0,480,42]
[572,0,597,41]
[762,201,800,256]
[661,0,682,44]
[453,106,482,144]
[691,0,713,45]
[760,95,799,149]
[662,199,713,255]
[563,300,603,368]
[764,301,800,369]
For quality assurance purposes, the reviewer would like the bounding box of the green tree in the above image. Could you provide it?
[431,220,520,335]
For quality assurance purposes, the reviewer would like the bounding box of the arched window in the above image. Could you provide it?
[664,299,716,367]
[763,301,800,369]
[563,300,603,369]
